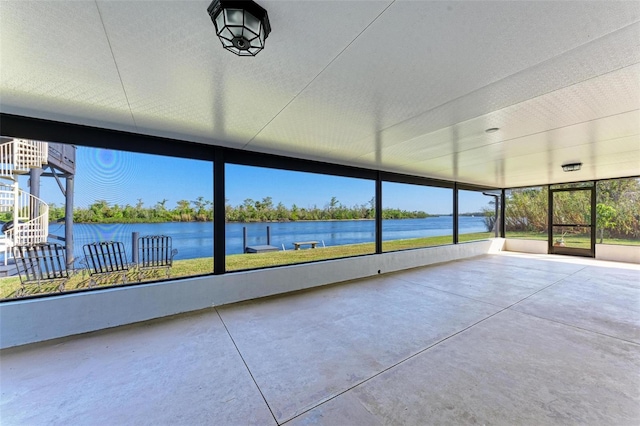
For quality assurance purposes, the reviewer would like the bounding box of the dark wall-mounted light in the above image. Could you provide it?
[562,162,582,172]
[207,0,271,56]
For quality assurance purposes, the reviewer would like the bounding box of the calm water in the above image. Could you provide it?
[43,216,487,265]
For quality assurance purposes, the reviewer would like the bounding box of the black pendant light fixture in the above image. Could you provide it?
[207,0,271,56]
[562,162,582,172]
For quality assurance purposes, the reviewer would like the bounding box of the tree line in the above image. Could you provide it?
[44,197,213,223]
[503,179,640,241]
[18,196,432,224]
[224,196,431,222]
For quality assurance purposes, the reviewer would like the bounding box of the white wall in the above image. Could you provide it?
[0,240,501,349]
[505,238,548,254]
[596,244,640,264]
[503,238,640,264]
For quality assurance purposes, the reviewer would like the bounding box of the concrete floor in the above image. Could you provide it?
[1,252,639,425]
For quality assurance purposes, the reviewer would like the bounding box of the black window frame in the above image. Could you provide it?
[1,113,506,293]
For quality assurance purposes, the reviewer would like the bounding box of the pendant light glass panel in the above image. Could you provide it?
[224,9,244,25]
[244,12,261,34]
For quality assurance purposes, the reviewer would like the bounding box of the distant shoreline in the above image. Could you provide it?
[47,216,465,225]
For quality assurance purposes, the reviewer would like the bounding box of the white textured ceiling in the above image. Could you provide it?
[1,0,639,188]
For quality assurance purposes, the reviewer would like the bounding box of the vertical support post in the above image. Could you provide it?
[132,232,139,264]
[267,225,271,246]
[213,148,225,274]
[453,183,459,244]
[29,168,42,220]
[375,172,382,254]
[243,227,247,253]
[590,183,596,257]
[494,196,499,238]
[65,175,74,269]
[547,185,553,254]
[500,189,506,238]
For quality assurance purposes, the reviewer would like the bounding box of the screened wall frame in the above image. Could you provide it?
[377,172,460,252]
[594,176,640,247]
[222,150,380,273]
[455,183,504,243]
[2,112,504,289]
[548,183,596,257]
[503,175,639,256]
[379,180,457,252]
[223,163,377,272]
[503,185,548,240]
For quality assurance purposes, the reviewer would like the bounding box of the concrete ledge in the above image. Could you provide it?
[0,241,495,349]
[505,238,548,254]
[503,239,640,264]
[488,238,506,253]
[596,244,640,264]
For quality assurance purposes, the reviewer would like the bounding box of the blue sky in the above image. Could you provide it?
[35,147,491,214]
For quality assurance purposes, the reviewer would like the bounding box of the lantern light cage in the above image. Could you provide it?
[207,0,271,56]
[562,162,582,172]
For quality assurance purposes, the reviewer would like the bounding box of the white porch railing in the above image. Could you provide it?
[0,139,48,178]
[0,139,50,251]
[0,183,50,246]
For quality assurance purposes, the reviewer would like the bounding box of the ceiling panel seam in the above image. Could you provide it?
[407,103,639,161]
[350,23,640,157]
[240,0,397,150]
[401,112,640,171]
[430,135,640,173]
[94,0,137,131]
[351,60,640,162]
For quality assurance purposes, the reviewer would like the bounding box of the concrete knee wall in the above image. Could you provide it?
[0,240,502,349]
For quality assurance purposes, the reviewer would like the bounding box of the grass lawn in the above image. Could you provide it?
[506,231,640,247]
[226,232,493,270]
[459,232,494,243]
[2,232,637,299]
[599,238,640,246]
[0,233,489,299]
[506,231,549,241]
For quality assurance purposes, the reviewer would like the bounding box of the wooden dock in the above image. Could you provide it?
[245,245,279,254]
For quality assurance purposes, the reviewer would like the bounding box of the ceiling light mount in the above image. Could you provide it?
[562,162,582,172]
[207,0,271,57]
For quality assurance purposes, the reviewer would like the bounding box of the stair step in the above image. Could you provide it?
[0,140,50,246]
